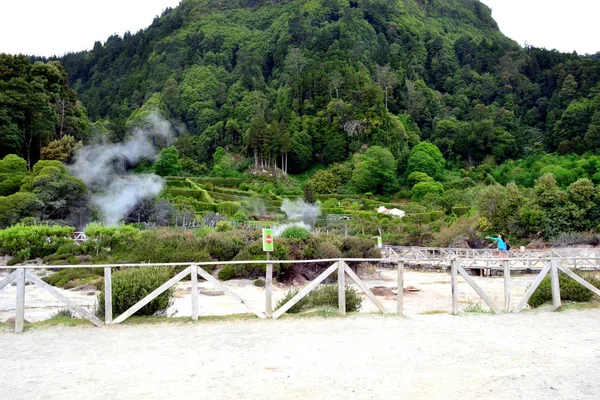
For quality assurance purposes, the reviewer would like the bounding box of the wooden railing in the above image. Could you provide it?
[0,257,403,333]
[447,257,600,315]
[3,250,600,333]
[385,245,600,263]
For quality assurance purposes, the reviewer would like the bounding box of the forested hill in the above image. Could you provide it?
[53,0,600,173]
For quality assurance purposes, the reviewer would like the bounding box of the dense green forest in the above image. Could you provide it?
[2,0,600,261]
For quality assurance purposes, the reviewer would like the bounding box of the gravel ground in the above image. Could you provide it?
[2,309,600,400]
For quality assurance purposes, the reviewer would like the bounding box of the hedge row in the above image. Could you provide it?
[405,211,446,224]
[165,179,191,189]
[164,189,212,203]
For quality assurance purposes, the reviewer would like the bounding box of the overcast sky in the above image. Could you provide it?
[0,0,598,57]
[481,0,599,55]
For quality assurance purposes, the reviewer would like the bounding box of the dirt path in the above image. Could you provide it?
[2,310,600,400]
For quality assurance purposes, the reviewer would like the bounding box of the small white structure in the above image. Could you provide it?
[377,206,406,218]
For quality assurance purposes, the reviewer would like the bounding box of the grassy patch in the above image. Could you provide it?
[463,302,492,313]
[42,269,103,289]
[0,316,93,332]
[555,301,600,312]
[419,310,448,315]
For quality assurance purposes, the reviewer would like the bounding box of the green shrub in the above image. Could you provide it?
[227,241,290,280]
[163,189,214,203]
[275,285,362,314]
[309,285,362,313]
[215,220,234,232]
[407,171,433,186]
[43,268,102,288]
[0,224,74,260]
[232,211,249,223]
[406,211,446,224]
[452,206,472,217]
[254,278,266,287]
[275,288,310,314]
[186,177,243,187]
[308,241,343,260]
[53,309,75,318]
[217,201,240,216]
[55,242,83,255]
[96,267,174,317]
[201,231,244,261]
[280,226,311,241]
[341,237,380,259]
[218,265,235,280]
[528,271,600,308]
[83,223,140,255]
[112,228,211,264]
[411,181,444,201]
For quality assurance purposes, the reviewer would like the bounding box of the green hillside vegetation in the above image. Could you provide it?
[2,0,600,269]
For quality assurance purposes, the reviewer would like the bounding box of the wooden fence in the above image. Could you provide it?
[3,248,600,334]
[385,246,600,268]
[449,257,600,315]
[0,257,405,333]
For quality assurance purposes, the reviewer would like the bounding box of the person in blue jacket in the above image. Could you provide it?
[486,233,508,258]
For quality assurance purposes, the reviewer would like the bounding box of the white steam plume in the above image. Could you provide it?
[71,113,173,226]
[280,198,321,225]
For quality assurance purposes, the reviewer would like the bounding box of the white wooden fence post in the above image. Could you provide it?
[504,260,511,312]
[191,264,198,321]
[551,260,561,310]
[338,260,346,316]
[104,267,112,324]
[451,259,458,315]
[15,268,25,333]
[265,261,273,318]
[397,260,404,316]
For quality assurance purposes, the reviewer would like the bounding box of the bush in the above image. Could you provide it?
[411,181,444,201]
[280,226,311,241]
[217,201,240,216]
[201,231,244,261]
[341,237,380,259]
[96,267,174,317]
[55,242,83,256]
[227,241,290,280]
[549,232,600,247]
[112,228,211,264]
[451,206,472,217]
[407,171,433,186]
[215,220,234,232]
[254,278,266,287]
[275,285,362,314]
[83,223,140,255]
[308,285,362,313]
[275,288,310,314]
[0,224,74,260]
[218,265,235,280]
[232,211,249,223]
[43,268,103,288]
[314,242,343,259]
[53,309,75,318]
[528,271,600,308]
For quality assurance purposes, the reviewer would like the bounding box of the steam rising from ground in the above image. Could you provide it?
[274,199,321,236]
[71,114,173,226]
[280,198,321,224]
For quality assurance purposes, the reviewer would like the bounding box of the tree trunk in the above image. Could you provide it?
[385,87,388,109]
[59,99,66,138]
